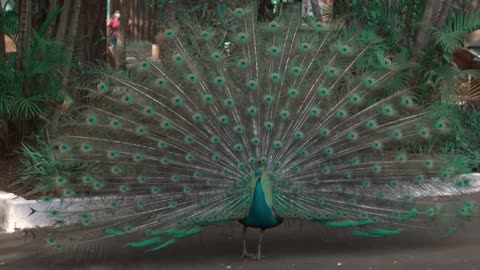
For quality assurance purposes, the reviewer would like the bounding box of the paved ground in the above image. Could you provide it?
[0,221,480,270]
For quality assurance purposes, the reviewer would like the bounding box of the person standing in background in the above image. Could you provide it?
[107,10,120,67]
[107,10,120,49]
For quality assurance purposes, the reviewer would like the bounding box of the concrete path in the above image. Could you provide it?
[0,222,479,270]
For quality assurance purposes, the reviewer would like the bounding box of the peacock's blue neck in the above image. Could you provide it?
[238,177,282,229]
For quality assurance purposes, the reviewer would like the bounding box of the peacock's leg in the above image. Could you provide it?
[254,229,265,260]
[241,226,255,258]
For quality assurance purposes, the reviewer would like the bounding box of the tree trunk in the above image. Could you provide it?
[12,0,32,155]
[0,6,6,61]
[45,0,59,36]
[402,1,415,48]
[48,0,59,14]
[66,0,82,56]
[116,0,129,70]
[133,0,138,42]
[152,2,156,40]
[146,2,152,42]
[31,0,50,33]
[412,0,454,62]
[55,0,72,41]
[61,0,81,85]
[467,0,479,11]
[412,0,437,62]
[435,0,454,29]
[129,0,134,41]
[16,0,32,71]
[141,0,145,41]
[75,0,107,64]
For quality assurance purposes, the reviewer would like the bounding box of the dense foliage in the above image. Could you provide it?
[0,5,70,158]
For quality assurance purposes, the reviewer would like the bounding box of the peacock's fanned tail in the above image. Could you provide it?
[32,1,479,252]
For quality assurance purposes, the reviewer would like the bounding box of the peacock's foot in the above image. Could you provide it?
[241,251,256,259]
[253,252,264,260]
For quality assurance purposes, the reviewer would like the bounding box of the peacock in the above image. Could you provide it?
[24,1,480,260]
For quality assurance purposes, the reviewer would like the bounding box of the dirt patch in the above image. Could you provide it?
[0,159,19,192]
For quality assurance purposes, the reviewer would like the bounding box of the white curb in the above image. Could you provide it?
[0,191,54,233]
[0,190,145,233]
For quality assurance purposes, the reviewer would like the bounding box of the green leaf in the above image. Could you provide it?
[0,93,15,117]
[13,95,44,120]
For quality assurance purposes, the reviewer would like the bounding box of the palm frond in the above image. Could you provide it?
[13,95,44,120]
[454,78,480,105]
[434,11,480,62]
[0,92,15,117]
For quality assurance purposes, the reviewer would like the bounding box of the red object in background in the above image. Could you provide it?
[109,18,120,38]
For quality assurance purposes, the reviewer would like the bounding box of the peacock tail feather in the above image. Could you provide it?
[26,1,480,253]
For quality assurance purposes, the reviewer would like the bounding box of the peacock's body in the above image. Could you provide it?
[28,1,480,259]
[239,170,282,230]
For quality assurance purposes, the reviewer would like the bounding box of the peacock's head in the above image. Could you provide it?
[255,168,262,177]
